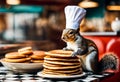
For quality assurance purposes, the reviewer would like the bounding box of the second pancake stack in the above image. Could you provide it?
[3,47,45,63]
[42,50,83,76]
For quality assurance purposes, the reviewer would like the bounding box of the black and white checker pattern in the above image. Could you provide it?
[0,66,113,82]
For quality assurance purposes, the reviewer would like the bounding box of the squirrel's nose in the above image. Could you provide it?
[61,36,65,40]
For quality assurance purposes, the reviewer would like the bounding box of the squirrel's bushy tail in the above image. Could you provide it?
[99,53,119,72]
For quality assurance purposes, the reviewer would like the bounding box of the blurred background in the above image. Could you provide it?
[0,1,120,81]
[0,0,120,51]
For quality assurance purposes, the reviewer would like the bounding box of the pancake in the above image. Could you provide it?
[45,50,73,57]
[3,58,31,63]
[43,68,82,74]
[44,55,79,61]
[31,59,44,63]
[42,70,82,76]
[4,51,30,63]
[5,52,26,59]
[30,51,45,60]
[18,47,33,55]
[43,62,81,69]
[44,59,80,65]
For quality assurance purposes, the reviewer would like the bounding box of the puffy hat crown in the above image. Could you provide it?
[65,6,86,30]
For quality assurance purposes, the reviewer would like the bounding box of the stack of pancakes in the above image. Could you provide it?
[3,47,45,63]
[42,50,83,76]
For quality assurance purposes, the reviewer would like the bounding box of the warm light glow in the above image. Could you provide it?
[6,0,20,5]
[107,5,120,11]
[78,1,99,8]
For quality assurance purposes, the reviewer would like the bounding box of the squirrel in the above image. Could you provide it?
[61,28,119,73]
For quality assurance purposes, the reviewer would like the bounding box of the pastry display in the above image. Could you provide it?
[41,50,83,76]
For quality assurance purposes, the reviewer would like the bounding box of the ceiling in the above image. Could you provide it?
[0,0,119,6]
[0,0,119,12]
[0,0,80,5]
[0,0,82,11]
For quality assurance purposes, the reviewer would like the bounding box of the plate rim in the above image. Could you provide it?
[37,72,86,79]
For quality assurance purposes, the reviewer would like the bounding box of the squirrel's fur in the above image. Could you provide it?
[61,28,119,73]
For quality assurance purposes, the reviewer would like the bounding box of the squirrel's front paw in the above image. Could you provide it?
[63,47,68,50]
[77,48,87,55]
[63,47,72,51]
[71,52,77,57]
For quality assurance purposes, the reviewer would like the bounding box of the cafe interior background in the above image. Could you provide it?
[0,0,120,80]
[0,0,119,46]
[0,0,120,82]
[0,0,120,53]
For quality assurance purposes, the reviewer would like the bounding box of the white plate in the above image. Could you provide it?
[37,72,86,79]
[1,60,43,73]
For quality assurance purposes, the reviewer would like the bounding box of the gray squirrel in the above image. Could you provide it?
[62,5,118,73]
[61,28,119,73]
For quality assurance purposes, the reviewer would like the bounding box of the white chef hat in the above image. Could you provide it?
[64,6,86,30]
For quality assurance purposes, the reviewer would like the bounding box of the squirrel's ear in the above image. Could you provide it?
[76,28,80,33]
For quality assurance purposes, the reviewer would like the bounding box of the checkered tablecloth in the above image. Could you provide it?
[0,66,113,82]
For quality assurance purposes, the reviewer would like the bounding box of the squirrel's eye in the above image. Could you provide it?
[69,31,74,34]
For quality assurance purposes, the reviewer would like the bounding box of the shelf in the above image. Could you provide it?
[80,32,120,36]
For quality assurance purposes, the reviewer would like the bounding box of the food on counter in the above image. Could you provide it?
[42,50,82,76]
[2,47,45,63]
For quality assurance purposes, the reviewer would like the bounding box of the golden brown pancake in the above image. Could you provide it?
[31,59,44,63]
[44,55,79,61]
[3,58,31,63]
[44,60,80,66]
[43,68,82,74]
[30,51,45,60]
[18,47,33,55]
[5,52,26,59]
[42,68,82,76]
[45,50,73,57]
